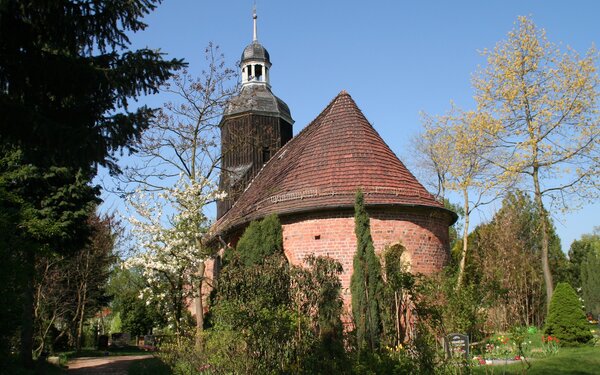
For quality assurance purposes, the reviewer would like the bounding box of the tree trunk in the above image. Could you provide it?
[394,291,401,345]
[76,285,87,351]
[533,167,553,310]
[194,261,205,349]
[76,249,90,352]
[457,188,470,288]
[20,248,35,368]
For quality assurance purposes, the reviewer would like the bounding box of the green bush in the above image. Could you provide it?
[235,214,283,266]
[544,282,593,346]
[351,350,416,375]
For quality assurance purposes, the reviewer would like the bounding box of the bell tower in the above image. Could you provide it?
[217,9,294,219]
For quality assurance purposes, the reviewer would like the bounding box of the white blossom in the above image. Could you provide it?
[124,174,225,330]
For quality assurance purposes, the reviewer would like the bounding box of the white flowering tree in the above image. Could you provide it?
[125,176,225,339]
[117,44,237,343]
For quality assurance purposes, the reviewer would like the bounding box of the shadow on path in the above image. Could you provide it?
[68,354,153,374]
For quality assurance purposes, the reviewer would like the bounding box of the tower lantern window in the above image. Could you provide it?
[255,64,263,81]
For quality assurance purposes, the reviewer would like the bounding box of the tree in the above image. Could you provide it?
[467,191,568,329]
[32,211,118,354]
[0,1,183,172]
[0,0,183,365]
[419,107,504,287]
[580,249,600,316]
[473,16,600,307]
[70,213,118,351]
[0,147,98,365]
[108,267,164,339]
[568,228,600,289]
[207,215,348,374]
[117,45,236,344]
[350,190,383,351]
[125,176,223,338]
[544,282,593,346]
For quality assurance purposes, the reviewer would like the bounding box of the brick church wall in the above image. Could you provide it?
[280,206,451,306]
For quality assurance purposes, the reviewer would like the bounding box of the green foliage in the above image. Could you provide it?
[544,282,593,346]
[418,272,487,343]
[209,215,299,373]
[446,282,486,341]
[211,253,302,373]
[1,0,183,364]
[580,249,600,316]
[466,191,568,329]
[0,146,99,363]
[110,313,122,334]
[351,350,417,375]
[234,214,284,266]
[351,190,383,351]
[0,0,184,172]
[443,199,464,253]
[471,346,600,374]
[32,211,119,354]
[202,215,349,374]
[108,267,164,337]
[569,229,600,290]
[380,243,415,347]
[292,255,348,374]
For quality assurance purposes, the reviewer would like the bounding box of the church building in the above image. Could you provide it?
[213,12,456,305]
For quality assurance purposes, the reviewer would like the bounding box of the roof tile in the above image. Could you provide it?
[214,91,445,234]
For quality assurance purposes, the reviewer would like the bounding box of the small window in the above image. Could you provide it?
[255,64,263,81]
[262,147,271,163]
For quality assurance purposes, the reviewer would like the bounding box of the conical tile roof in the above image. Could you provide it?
[215,91,449,234]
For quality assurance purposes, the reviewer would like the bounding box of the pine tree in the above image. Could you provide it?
[544,282,593,346]
[350,190,383,351]
[0,1,183,365]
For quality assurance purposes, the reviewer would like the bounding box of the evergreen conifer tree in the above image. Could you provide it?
[544,282,593,345]
[235,214,284,266]
[581,251,600,316]
[350,190,383,351]
[0,1,183,365]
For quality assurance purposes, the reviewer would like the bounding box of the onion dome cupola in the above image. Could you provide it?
[241,9,271,86]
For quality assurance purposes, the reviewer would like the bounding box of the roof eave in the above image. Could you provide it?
[213,202,458,238]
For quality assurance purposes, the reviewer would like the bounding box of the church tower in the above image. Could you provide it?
[217,9,294,219]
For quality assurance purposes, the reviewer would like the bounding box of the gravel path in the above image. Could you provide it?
[67,355,154,374]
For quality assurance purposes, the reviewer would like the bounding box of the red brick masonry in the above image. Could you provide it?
[281,206,451,306]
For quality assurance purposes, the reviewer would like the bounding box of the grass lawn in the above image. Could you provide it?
[472,346,600,374]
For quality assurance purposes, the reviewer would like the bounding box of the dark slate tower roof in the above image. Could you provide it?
[223,84,292,124]
[241,41,270,63]
[214,91,454,234]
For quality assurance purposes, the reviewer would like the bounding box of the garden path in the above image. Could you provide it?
[67,354,153,374]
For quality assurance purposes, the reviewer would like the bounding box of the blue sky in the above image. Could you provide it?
[100,0,600,252]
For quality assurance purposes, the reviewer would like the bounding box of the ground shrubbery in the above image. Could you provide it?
[156,209,455,374]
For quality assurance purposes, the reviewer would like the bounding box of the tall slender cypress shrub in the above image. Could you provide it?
[350,190,383,351]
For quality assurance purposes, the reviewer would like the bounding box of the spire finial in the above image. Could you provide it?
[252,4,258,42]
